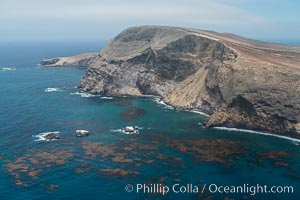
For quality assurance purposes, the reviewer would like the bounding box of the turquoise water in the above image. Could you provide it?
[0,42,300,200]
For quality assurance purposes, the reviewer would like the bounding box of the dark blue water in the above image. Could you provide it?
[0,41,300,200]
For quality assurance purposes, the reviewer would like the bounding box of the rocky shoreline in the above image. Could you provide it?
[41,25,300,138]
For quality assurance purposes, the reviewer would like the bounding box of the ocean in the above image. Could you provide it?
[0,41,299,200]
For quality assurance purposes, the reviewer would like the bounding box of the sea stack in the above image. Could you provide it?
[41,25,300,138]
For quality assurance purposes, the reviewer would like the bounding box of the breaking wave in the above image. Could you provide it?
[70,92,101,98]
[214,127,300,144]
[110,126,143,135]
[44,87,63,92]
[101,97,114,99]
[154,98,174,110]
[1,67,16,71]
[32,131,60,141]
[70,92,114,99]
[191,110,210,117]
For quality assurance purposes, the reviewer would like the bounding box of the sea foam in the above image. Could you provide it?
[101,97,114,99]
[44,87,62,92]
[32,131,60,141]
[214,127,300,144]
[70,92,101,98]
[110,126,143,135]
[191,110,210,117]
[70,92,114,99]
[154,98,174,110]
[1,67,16,71]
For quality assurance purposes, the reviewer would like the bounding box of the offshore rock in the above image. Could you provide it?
[75,130,89,137]
[43,132,60,140]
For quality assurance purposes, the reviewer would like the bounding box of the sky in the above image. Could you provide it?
[1,0,300,42]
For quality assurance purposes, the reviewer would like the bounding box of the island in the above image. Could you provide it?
[41,25,300,138]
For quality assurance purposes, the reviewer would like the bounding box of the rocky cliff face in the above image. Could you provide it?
[41,26,300,138]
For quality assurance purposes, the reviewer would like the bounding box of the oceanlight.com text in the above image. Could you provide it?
[125,183,294,196]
